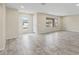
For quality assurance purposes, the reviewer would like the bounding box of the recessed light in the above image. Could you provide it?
[20,5,24,8]
[76,4,79,6]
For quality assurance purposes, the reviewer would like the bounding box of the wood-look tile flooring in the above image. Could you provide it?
[0,31,79,55]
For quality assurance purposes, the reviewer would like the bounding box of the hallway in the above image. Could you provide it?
[0,31,79,55]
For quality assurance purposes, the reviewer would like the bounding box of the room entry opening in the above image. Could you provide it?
[19,13,33,34]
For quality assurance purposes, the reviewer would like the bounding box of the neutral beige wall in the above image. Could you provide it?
[62,16,79,32]
[6,8,18,39]
[33,13,38,33]
[0,4,6,50]
[37,13,62,33]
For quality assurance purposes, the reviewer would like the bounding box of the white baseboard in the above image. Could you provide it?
[65,30,79,33]
[0,47,5,51]
[6,37,17,40]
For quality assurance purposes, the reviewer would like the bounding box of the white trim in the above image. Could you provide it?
[0,47,5,51]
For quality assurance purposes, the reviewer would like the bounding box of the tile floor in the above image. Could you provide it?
[0,31,79,55]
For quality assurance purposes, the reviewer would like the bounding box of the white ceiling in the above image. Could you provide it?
[6,3,79,16]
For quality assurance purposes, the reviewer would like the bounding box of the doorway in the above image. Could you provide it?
[19,13,33,34]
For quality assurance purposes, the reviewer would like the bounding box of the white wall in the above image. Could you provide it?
[6,8,18,39]
[37,13,62,33]
[0,4,6,50]
[62,16,79,32]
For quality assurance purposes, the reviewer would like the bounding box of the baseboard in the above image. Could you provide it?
[65,30,79,33]
[6,37,17,40]
[39,30,65,34]
[0,47,5,51]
